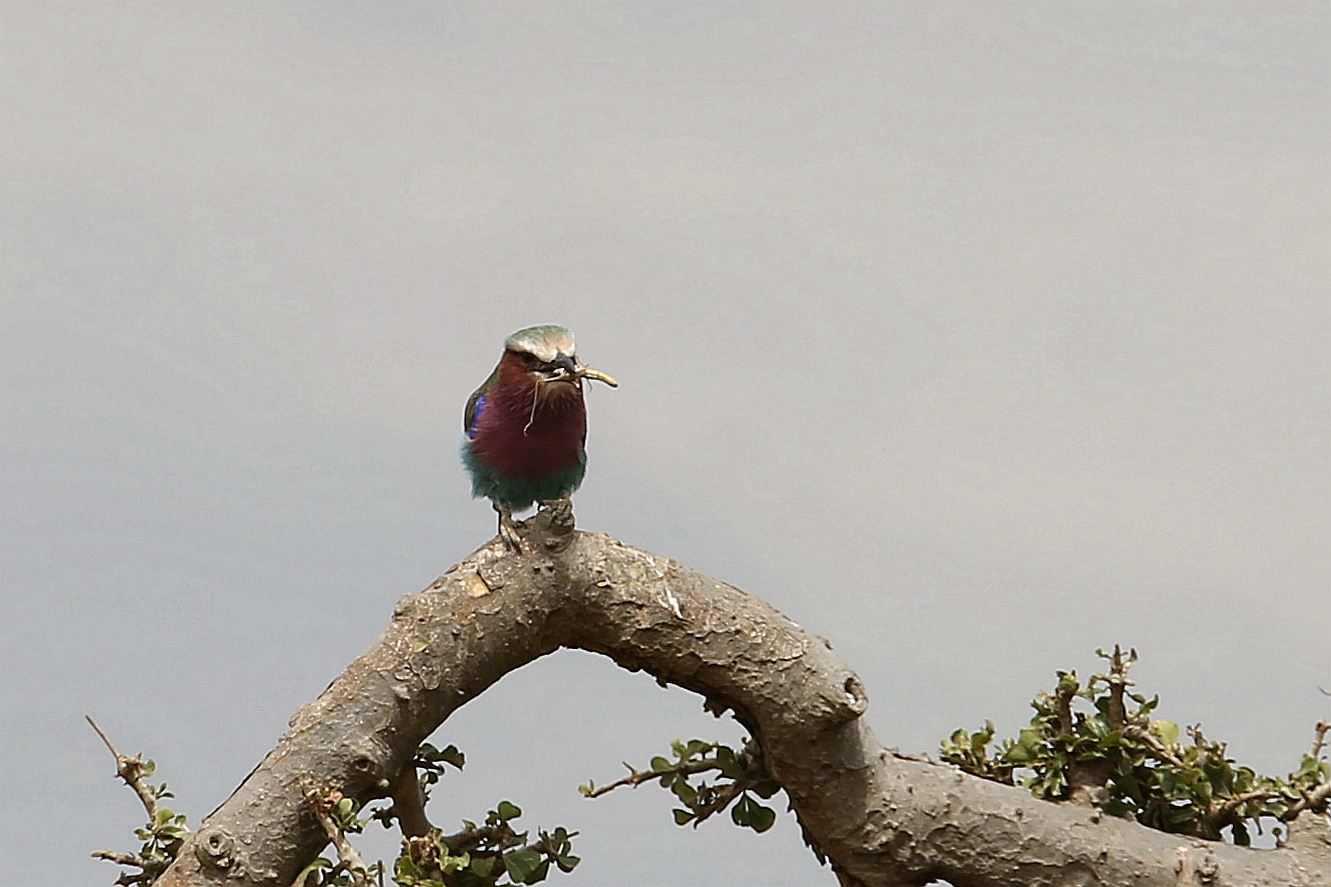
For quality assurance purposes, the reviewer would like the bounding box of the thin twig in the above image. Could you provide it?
[1104,645,1133,730]
[1053,682,1076,738]
[416,825,581,872]
[91,850,148,867]
[438,823,512,855]
[1124,723,1190,769]
[582,758,721,798]
[86,715,163,821]
[1310,720,1329,761]
[1283,781,1331,821]
[1212,789,1282,824]
[688,780,746,827]
[306,790,371,886]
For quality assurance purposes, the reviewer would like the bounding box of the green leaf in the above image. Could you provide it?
[496,800,522,821]
[1005,728,1042,763]
[731,796,751,827]
[1294,755,1323,778]
[747,801,777,833]
[672,808,693,826]
[971,720,995,753]
[685,739,714,757]
[439,744,466,769]
[671,776,698,804]
[437,851,470,875]
[293,857,333,887]
[504,849,542,883]
[650,756,672,773]
[1150,720,1179,748]
[716,747,744,779]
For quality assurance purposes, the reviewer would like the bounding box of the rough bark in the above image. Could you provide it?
[156,513,1331,887]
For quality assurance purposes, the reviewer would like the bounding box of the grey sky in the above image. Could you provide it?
[3,3,1327,884]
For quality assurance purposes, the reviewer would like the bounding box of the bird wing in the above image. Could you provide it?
[464,368,498,436]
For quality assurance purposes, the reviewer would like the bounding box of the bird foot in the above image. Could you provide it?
[495,503,523,553]
[539,494,574,525]
[535,495,576,551]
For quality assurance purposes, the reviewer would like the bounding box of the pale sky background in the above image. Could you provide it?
[2,3,1327,885]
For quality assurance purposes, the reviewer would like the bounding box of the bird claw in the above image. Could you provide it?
[495,503,523,553]
[539,494,574,527]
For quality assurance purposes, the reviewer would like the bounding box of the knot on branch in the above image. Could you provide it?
[193,826,239,873]
[834,673,869,722]
[797,649,868,729]
[339,737,393,794]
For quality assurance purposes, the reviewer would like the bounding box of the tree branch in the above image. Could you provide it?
[386,765,434,838]
[87,716,166,822]
[1312,720,1330,762]
[1286,782,1331,823]
[153,516,1331,887]
[581,759,722,799]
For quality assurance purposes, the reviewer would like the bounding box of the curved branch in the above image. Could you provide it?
[155,516,1331,887]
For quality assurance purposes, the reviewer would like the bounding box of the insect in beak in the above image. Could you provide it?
[575,365,618,387]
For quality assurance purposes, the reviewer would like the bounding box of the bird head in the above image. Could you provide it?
[503,325,618,392]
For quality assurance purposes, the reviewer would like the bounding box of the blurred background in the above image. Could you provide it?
[3,3,1326,884]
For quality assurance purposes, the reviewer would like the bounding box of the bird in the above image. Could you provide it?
[462,324,617,551]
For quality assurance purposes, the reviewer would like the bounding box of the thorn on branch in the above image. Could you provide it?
[580,758,721,799]
[86,715,166,822]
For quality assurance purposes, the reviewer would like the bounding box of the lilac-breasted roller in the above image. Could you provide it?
[462,325,617,550]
